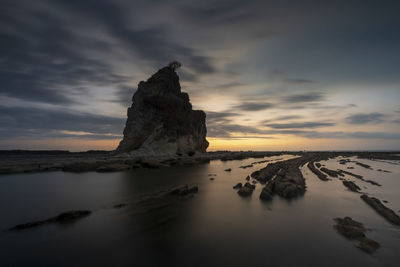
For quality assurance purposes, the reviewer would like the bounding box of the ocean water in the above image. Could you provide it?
[0,155,399,266]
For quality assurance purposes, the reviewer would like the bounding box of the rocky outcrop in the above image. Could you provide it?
[117,62,209,155]
[252,157,307,199]
[361,194,400,225]
[342,180,361,192]
[307,161,329,181]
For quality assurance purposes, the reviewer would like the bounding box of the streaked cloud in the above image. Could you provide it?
[346,113,386,124]
[282,92,325,103]
[232,102,275,111]
[265,122,335,129]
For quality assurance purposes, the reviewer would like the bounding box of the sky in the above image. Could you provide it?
[1,0,400,151]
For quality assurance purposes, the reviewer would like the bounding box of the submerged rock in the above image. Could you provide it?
[237,182,256,197]
[357,237,380,254]
[333,217,366,239]
[338,169,363,179]
[355,162,372,169]
[239,164,253,169]
[307,161,328,181]
[237,186,253,197]
[96,163,131,172]
[333,217,380,254]
[338,169,381,186]
[176,185,199,196]
[233,183,242,189]
[117,62,208,155]
[244,182,256,190]
[259,186,272,201]
[320,167,343,178]
[8,210,91,231]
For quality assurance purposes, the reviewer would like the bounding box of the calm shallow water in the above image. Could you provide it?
[0,155,399,266]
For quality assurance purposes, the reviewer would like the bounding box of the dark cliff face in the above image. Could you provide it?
[117,65,209,155]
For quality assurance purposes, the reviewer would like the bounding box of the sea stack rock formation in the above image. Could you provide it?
[117,61,209,155]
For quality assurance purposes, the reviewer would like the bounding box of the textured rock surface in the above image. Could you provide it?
[117,63,208,155]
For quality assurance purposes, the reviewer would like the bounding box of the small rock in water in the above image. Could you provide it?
[361,194,400,225]
[237,186,253,197]
[244,182,256,190]
[357,237,380,254]
[342,180,361,192]
[8,210,92,231]
[209,177,215,181]
[333,217,380,254]
[233,183,242,189]
[333,217,366,239]
[224,168,232,172]
[239,164,253,169]
[171,185,199,196]
[260,187,272,201]
[246,175,250,181]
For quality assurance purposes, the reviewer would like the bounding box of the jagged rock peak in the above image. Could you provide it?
[117,62,209,155]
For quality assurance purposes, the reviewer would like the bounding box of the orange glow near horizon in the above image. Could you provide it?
[0,138,121,151]
[1,135,398,152]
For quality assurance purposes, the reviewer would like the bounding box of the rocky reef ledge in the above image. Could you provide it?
[250,151,400,200]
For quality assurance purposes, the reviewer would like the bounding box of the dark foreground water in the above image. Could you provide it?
[0,155,399,266]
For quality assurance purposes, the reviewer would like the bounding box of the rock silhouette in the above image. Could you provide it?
[117,62,209,155]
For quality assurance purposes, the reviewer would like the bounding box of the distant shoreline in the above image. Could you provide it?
[0,150,399,175]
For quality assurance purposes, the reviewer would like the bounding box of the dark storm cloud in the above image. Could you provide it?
[56,0,215,74]
[0,105,125,139]
[346,113,386,124]
[233,102,275,111]
[265,122,335,129]
[0,0,215,105]
[0,1,130,104]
